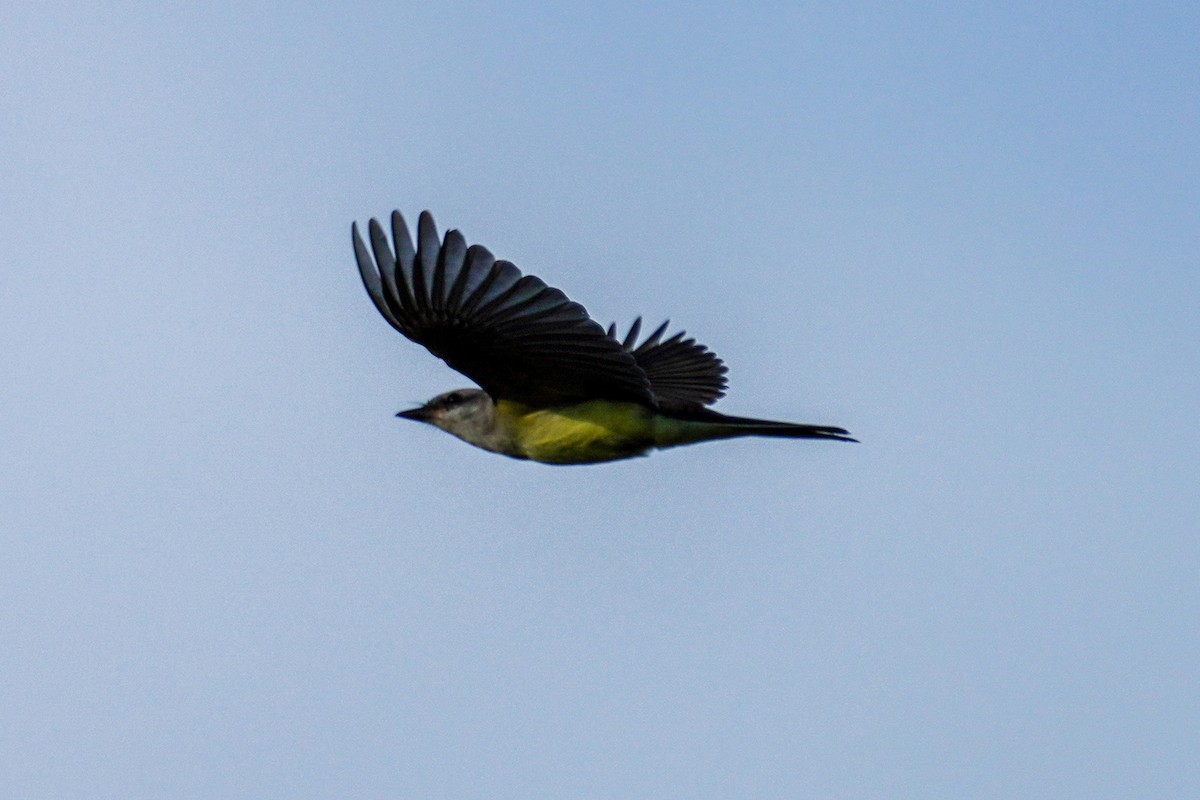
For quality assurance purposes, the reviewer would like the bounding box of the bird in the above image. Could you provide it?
[352,209,856,465]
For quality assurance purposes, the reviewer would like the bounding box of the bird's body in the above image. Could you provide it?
[497,398,656,464]
[353,209,855,464]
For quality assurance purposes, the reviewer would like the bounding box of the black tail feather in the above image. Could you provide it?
[665,405,858,443]
[734,422,858,443]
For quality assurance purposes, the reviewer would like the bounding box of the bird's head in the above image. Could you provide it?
[396,388,493,439]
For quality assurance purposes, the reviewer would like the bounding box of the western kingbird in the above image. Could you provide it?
[352,209,856,464]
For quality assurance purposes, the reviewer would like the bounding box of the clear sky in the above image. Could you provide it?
[3,1,1197,798]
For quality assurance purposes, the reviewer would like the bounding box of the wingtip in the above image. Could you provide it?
[418,209,438,233]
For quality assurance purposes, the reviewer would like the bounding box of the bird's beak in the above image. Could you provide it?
[396,406,431,422]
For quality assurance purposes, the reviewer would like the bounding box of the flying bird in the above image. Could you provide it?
[352,209,855,464]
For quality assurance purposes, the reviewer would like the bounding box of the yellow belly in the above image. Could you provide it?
[495,399,657,464]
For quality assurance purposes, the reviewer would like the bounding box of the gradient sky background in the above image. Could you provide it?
[3,2,1198,798]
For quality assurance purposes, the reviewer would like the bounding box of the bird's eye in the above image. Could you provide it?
[445,392,462,406]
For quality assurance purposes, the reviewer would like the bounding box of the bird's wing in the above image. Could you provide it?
[606,318,728,407]
[354,210,654,406]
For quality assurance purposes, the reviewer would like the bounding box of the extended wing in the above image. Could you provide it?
[607,318,728,409]
[353,210,654,406]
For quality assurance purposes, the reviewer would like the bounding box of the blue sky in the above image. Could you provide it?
[3,1,1198,797]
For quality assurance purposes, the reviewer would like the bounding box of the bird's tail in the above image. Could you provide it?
[719,419,858,442]
[654,407,857,447]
